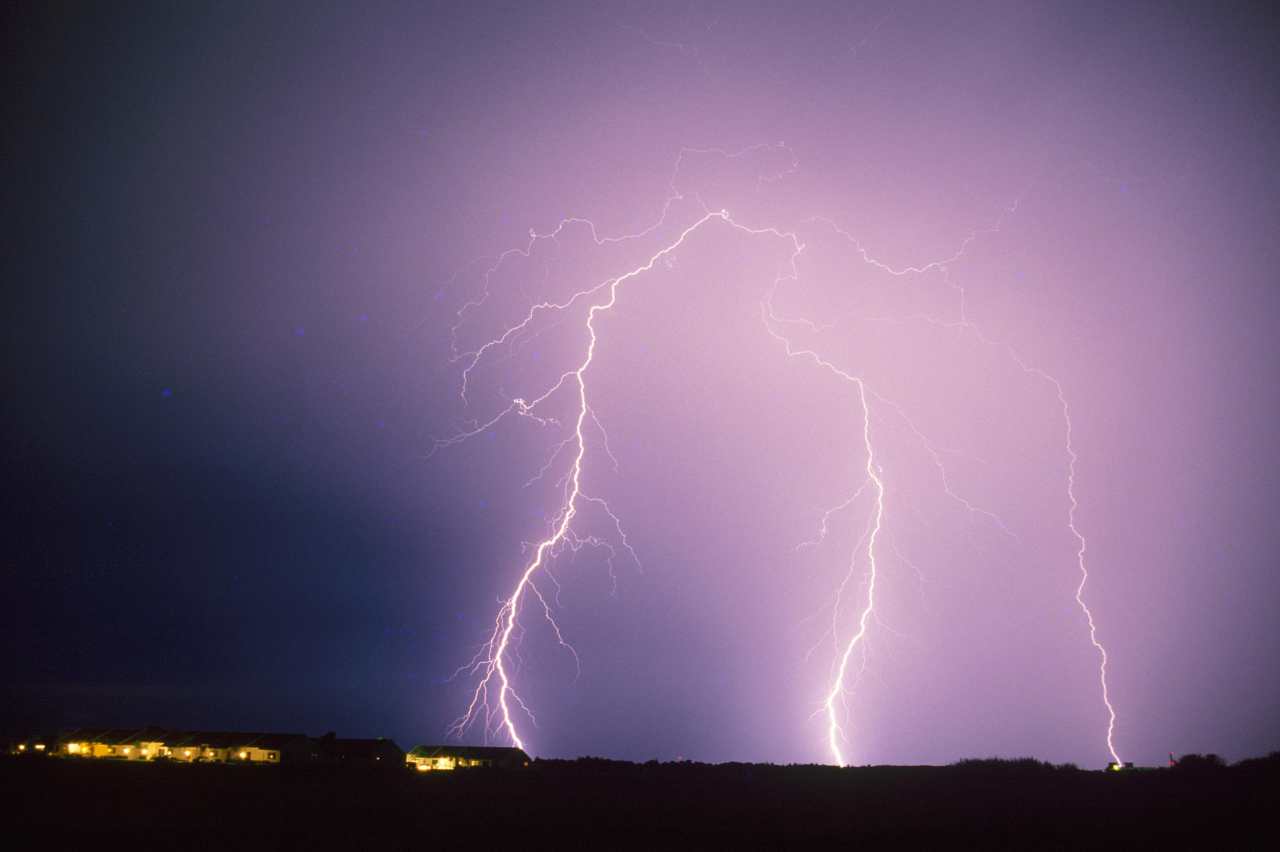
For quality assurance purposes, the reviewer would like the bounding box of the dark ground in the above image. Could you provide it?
[2,754,1274,849]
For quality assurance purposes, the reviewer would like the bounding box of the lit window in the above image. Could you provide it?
[68,744,80,754]
[34,744,46,751]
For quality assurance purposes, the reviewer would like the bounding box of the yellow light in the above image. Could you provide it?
[141,749,149,757]
[123,747,131,754]
[68,743,80,754]
[17,745,25,752]
[184,749,192,757]
[34,744,46,751]
[416,763,429,772]
[238,751,247,759]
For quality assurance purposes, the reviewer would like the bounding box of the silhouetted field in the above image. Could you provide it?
[3,754,1275,849]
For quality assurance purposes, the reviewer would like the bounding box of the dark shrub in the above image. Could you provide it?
[1172,753,1226,772]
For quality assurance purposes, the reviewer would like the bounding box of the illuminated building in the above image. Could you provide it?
[405,745,530,772]
[164,732,307,764]
[53,728,307,764]
[10,738,52,756]
[56,728,168,760]
[33,727,412,769]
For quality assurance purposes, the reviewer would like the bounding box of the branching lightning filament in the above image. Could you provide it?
[438,145,1124,767]
[762,306,886,766]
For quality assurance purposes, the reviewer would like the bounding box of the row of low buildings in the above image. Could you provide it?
[405,744,530,771]
[7,728,528,771]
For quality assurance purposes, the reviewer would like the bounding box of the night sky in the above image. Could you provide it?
[4,2,1278,767]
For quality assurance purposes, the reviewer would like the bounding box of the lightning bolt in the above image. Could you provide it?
[447,210,736,749]
[896,306,1124,768]
[437,145,1124,767]
[762,314,886,767]
[1060,377,1124,769]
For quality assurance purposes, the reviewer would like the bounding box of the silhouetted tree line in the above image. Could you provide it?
[1171,752,1226,771]
[950,757,1080,773]
[4,748,1277,849]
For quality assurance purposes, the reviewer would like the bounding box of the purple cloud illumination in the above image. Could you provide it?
[5,2,1277,769]
[422,3,1279,767]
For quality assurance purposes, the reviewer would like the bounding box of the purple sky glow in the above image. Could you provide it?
[6,1,1278,768]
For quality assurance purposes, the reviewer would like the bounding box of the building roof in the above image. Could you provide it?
[322,737,404,757]
[117,726,171,744]
[165,731,307,749]
[245,733,309,750]
[59,727,160,746]
[52,727,395,756]
[408,745,530,762]
[58,728,111,743]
